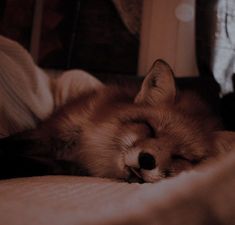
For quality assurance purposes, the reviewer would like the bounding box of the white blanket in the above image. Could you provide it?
[0,36,235,225]
[0,36,102,137]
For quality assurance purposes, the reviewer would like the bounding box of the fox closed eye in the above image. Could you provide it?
[172,155,189,161]
[172,155,201,165]
[143,121,156,138]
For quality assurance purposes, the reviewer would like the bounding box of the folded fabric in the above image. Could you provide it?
[0,36,102,137]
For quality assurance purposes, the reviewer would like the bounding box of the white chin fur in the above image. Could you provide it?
[124,148,141,168]
[142,168,163,183]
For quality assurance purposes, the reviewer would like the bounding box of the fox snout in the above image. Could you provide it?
[124,149,161,183]
[127,152,158,183]
[125,151,156,170]
[138,152,156,170]
[123,142,197,183]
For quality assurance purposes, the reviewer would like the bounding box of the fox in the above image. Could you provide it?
[0,59,225,182]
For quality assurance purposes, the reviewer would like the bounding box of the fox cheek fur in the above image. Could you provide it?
[1,59,223,182]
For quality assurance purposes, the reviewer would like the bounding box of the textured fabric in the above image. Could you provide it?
[0,35,54,137]
[196,0,235,95]
[53,69,104,109]
[0,151,235,225]
[0,36,103,137]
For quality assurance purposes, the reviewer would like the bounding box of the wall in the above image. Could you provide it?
[138,0,198,77]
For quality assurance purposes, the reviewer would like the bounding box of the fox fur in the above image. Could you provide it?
[0,59,228,182]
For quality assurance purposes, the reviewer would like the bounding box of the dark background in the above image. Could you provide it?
[0,0,139,75]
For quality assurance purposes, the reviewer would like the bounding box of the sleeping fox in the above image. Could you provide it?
[0,59,224,182]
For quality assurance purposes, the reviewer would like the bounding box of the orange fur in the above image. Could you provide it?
[13,59,224,183]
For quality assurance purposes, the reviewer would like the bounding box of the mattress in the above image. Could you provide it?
[0,152,235,225]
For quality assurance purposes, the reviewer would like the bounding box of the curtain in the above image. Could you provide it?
[196,0,235,95]
[111,0,142,37]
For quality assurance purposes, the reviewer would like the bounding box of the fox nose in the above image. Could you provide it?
[138,152,156,170]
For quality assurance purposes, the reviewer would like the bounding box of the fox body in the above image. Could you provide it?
[0,60,223,182]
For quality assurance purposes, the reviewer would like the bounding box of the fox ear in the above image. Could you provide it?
[135,59,176,105]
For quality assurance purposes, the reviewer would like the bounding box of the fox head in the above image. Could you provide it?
[50,59,223,183]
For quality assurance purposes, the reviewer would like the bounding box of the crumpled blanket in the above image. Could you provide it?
[0,36,103,137]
